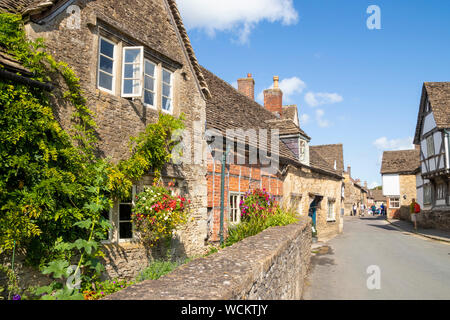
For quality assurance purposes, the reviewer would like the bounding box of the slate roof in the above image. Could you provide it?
[310,144,344,175]
[264,118,311,139]
[201,66,342,178]
[380,149,421,175]
[414,82,450,144]
[0,0,211,99]
[371,189,386,202]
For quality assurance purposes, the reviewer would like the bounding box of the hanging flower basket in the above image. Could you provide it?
[132,183,190,247]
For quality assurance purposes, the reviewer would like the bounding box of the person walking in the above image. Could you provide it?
[380,203,385,216]
[410,198,421,231]
[371,204,377,216]
[352,203,357,216]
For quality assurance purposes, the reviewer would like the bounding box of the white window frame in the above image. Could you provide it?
[143,59,157,109]
[327,200,336,221]
[299,140,306,161]
[426,135,435,157]
[161,67,174,114]
[97,37,116,94]
[229,193,243,225]
[436,183,446,200]
[389,197,400,209]
[118,186,137,242]
[121,46,144,98]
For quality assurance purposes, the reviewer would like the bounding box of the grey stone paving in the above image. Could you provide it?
[303,216,450,300]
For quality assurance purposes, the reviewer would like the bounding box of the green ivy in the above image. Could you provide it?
[0,13,186,299]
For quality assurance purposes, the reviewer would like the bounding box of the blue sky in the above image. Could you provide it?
[176,0,450,188]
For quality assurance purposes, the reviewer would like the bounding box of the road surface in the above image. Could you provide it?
[303,216,450,300]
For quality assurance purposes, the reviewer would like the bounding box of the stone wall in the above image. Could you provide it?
[417,209,450,231]
[104,217,311,300]
[389,174,417,220]
[283,166,342,241]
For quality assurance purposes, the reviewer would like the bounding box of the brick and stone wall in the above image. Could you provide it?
[206,151,284,242]
[390,174,417,220]
[104,217,312,300]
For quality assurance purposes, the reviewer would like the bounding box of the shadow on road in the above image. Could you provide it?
[367,224,399,231]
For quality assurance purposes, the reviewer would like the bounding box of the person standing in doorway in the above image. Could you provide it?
[410,198,421,231]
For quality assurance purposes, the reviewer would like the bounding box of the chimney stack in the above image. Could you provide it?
[347,166,351,178]
[415,144,421,151]
[237,73,255,100]
[264,76,283,117]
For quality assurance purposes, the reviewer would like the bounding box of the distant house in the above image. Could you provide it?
[413,82,450,230]
[342,166,369,215]
[381,149,420,220]
[372,189,387,207]
[203,72,345,241]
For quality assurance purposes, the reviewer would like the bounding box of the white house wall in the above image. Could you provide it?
[422,112,437,136]
[382,174,400,196]
[416,173,423,207]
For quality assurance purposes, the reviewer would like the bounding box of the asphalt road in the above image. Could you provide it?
[303,216,450,300]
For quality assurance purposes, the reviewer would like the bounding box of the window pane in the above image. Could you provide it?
[100,55,113,74]
[123,79,140,95]
[163,83,171,97]
[99,72,113,90]
[162,97,172,111]
[145,61,155,76]
[145,76,154,91]
[100,39,114,58]
[163,69,171,83]
[119,222,133,239]
[124,64,140,79]
[125,48,141,63]
[119,204,132,220]
[144,90,154,106]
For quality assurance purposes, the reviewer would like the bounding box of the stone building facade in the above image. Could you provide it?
[381,149,420,220]
[343,166,368,216]
[3,0,211,279]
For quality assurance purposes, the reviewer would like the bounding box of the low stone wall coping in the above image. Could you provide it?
[104,217,311,300]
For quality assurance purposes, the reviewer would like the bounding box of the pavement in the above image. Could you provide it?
[303,216,450,300]
[387,218,450,243]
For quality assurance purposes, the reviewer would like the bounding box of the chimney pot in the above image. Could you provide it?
[273,76,279,89]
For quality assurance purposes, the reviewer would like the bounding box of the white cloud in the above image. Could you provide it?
[257,76,306,103]
[316,109,330,128]
[300,114,310,125]
[304,92,343,107]
[373,137,414,151]
[176,0,299,43]
[369,182,380,189]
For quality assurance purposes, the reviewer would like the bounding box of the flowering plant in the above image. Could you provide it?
[240,189,277,220]
[132,183,190,246]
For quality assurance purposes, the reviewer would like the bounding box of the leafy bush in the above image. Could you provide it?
[136,259,184,282]
[225,189,299,247]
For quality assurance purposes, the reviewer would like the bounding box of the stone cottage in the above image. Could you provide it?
[413,82,450,231]
[381,148,420,220]
[202,71,345,242]
[1,0,212,279]
[343,166,369,216]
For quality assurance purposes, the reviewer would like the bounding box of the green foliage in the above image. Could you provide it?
[225,202,299,248]
[109,113,185,200]
[136,259,184,282]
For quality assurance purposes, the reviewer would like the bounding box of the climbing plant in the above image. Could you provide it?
[0,13,186,299]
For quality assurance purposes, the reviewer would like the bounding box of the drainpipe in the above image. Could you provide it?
[219,147,230,246]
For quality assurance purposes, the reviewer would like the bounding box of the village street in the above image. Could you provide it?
[303,216,450,300]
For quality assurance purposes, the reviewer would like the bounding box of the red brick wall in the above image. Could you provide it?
[206,154,284,242]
